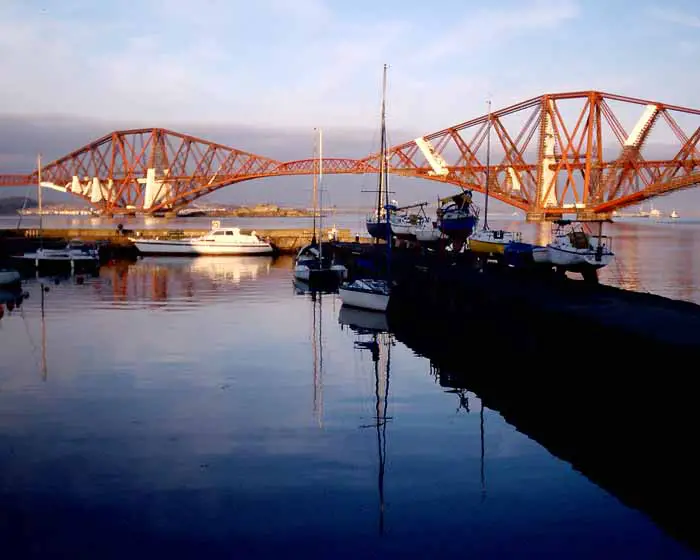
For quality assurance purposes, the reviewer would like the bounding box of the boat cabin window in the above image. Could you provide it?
[213,230,226,236]
[225,230,234,235]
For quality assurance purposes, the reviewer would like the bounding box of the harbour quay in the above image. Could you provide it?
[0,226,357,259]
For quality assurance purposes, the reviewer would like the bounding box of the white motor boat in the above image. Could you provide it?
[670,209,679,219]
[338,278,391,312]
[546,220,614,272]
[13,242,100,270]
[130,225,274,256]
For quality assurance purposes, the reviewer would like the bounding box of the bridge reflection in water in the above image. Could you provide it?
[388,300,699,555]
[94,256,275,305]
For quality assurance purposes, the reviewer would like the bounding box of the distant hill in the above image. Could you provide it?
[0,196,38,214]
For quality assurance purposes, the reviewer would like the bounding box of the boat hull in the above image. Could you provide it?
[438,215,478,238]
[0,269,21,286]
[468,239,508,255]
[293,264,347,283]
[367,220,391,240]
[532,246,550,264]
[390,221,415,240]
[339,288,389,312]
[132,240,274,256]
[547,246,614,270]
[415,227,442,242]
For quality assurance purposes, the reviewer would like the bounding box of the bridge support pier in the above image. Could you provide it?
[525,211,563,222]
[576,211,613,222]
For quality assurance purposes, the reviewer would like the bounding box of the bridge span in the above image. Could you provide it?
[1,90,699,221]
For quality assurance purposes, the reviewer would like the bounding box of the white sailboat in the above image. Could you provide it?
[670,209,679,219]
[293,128,347,284]
[339,64,392,313]
[468,99,521,256]
[546,219,614,279]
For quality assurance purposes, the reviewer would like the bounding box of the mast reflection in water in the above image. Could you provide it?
[340,305,392,535]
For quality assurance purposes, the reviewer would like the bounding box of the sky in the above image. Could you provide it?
[1,0,700,210]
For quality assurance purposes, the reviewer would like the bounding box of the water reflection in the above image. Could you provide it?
[94,256,274,306]
[339,305,393,535]
[393,308,700,556]
[310,291,325,427]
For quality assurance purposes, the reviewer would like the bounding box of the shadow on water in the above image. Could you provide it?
[387,290,700,554]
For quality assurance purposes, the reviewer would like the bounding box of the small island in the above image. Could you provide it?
[0,196,329,218]
[177,203,325,218]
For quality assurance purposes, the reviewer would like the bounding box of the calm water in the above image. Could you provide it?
[0,252,697,558]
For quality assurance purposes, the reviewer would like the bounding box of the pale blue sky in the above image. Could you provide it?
[2,0,699,134]
[2,0,700,211]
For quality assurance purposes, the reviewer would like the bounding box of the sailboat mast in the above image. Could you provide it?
[380,63,392,283]
[483,99,492,230]
[311,131,318,245]
[380,64,389,213]
[373,64,389,247]
[318,128,324,262]
[37,153,43,243]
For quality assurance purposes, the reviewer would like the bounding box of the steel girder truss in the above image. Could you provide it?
[1,91,699,216]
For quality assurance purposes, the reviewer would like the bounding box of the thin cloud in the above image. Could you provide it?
[648,6,700,28]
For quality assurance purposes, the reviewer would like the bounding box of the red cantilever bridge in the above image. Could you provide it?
[2,90,700,220]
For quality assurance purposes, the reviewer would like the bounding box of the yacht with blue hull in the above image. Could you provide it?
[436,191,480,239]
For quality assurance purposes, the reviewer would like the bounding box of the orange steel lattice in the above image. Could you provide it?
[1,91,699,218]
[375,91,700,218]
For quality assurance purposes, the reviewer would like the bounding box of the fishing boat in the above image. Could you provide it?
[546,220,614,276]
[339,64,393,313]
[130,223,274,256]
[293,128,347,284]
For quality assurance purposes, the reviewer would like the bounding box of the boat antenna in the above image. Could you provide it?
[483,98,492,231]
